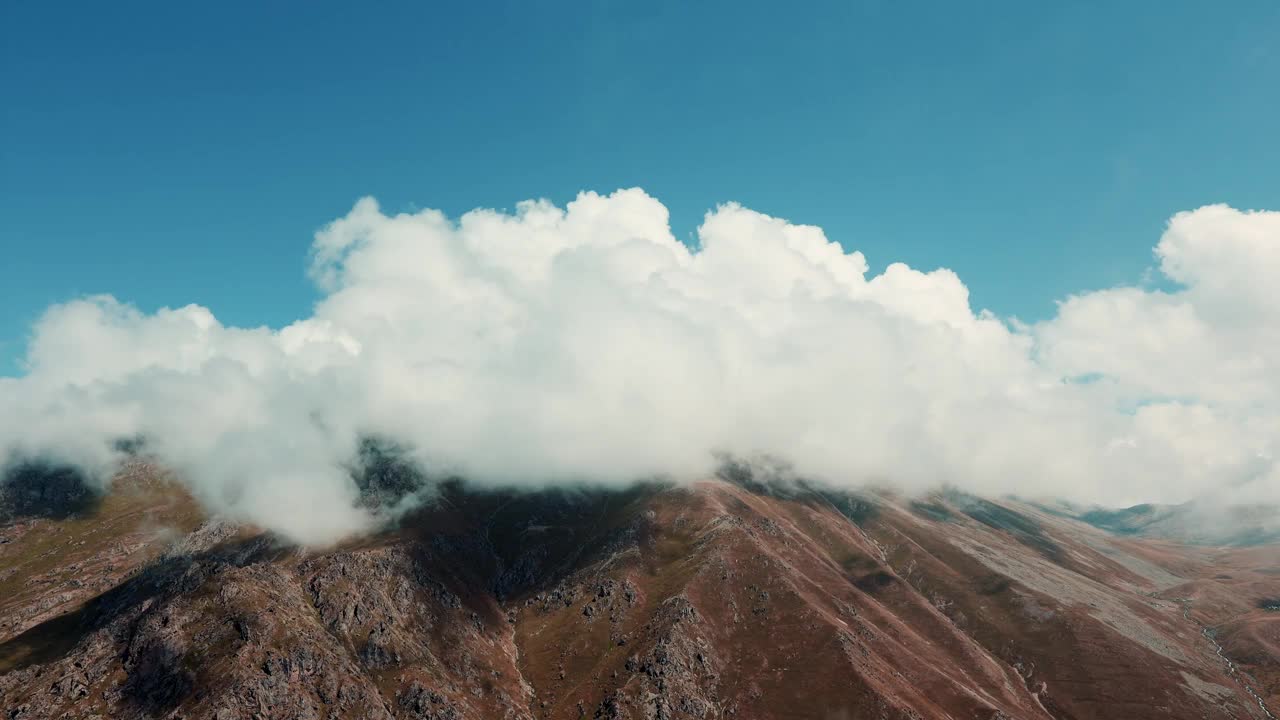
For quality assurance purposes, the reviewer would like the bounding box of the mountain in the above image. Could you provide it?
[2,463,1278,719]
[1066,501,1280,547]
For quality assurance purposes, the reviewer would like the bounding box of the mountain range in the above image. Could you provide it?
[1,462,1277,719]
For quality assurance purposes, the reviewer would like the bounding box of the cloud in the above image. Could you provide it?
[2,191,1277,543]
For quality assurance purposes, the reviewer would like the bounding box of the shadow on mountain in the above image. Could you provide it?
[0,534,287,717]
[909,500,955,522]
[121,640,194,716]
[945,490,1065,564]
[0,461,100,521]
[716,457,880,524]
[397,477,666,602]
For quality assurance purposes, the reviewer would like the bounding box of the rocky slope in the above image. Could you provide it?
[1,464,1278,719]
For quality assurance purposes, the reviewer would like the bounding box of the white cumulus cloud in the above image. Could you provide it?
[2,190,1277,543]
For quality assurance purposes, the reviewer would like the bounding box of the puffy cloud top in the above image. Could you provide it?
[3,190,1277,543]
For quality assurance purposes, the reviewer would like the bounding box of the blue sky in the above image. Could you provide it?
[3,0,1278,375]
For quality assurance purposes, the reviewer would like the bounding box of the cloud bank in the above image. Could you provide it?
[2,190,1277,543]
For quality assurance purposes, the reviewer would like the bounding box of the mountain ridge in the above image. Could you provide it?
[2,464,1278,719]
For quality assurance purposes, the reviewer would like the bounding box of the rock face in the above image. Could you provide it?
[2,468,1279,719]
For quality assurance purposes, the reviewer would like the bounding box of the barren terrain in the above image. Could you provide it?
[2,464,1277,719]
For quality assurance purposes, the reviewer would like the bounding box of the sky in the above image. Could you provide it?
[4,1,1279,372]
[2,2,1280,543]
